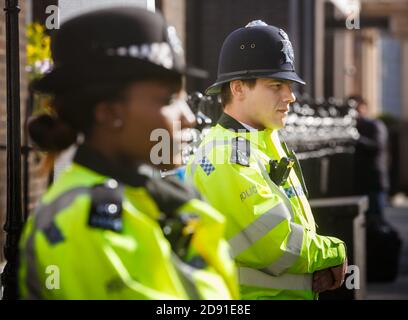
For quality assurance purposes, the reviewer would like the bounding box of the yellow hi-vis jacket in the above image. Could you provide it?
[186,113,347,300]
[19,145,239,300]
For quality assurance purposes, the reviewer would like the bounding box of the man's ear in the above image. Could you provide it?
[230,80,247,100]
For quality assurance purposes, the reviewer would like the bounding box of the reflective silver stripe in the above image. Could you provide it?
[228,202,291,258]
[189,139,231,177]
[263,222,304,275]
[24,186,91,299]
[35,186,91,229]
[24,183,124,299]
[171,253,201,300]
[253,151,305,274]
[191,139,306,274]
[25,231,43,300]
[239,267,312,291]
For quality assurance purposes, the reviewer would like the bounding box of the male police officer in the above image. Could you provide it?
[186,21,347,300]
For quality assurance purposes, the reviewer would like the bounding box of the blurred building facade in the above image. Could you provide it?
[325,0,408,195]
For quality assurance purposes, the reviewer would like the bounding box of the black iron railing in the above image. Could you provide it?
[2,0,22,300]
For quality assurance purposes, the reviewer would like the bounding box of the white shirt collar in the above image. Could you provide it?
[238,120,258,132]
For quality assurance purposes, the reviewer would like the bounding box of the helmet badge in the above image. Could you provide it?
[245,20,268,28]
[279,29,295,67]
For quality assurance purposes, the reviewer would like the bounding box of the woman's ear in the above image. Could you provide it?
[94,101,125,130]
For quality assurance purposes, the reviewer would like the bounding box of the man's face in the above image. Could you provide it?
[356,102,368,117]
[242,78,296,130]
[116,80,195,169]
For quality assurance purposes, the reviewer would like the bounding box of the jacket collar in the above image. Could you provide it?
[217,112,275,148]
[217,112,251,132]
[216,112,291,159]
[73,144,149,187]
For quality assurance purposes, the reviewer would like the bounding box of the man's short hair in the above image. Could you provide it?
[220,79,257,107]
[348,94,367,107]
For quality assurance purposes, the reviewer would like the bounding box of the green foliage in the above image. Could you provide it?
[378,112,399,126]
[26,23,52,81]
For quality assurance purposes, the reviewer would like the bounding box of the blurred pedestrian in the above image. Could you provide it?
[18,7,238,300]
[349,95,402,282]
[349,95,390,224]
[186,20,347,300]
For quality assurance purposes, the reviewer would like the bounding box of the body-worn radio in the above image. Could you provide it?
[268,157,294,186]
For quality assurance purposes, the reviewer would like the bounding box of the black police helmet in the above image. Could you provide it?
[33,7,202,94]
[206,20,305,95]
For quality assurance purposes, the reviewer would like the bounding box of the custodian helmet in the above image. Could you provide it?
[33,7,201,94]
[206,20,305,95]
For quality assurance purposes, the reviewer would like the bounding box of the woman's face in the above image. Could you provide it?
[113,80,195,169]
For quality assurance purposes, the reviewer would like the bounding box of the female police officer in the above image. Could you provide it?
[18,7,238,300]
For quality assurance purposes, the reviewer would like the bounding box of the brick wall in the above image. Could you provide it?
[0,0,49,262]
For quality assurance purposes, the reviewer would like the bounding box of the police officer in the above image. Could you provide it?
[18,7,239,300]
[186,20,347,300]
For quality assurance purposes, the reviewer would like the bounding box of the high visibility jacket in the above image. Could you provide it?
[186,113,347,300]
[19,145,239,300]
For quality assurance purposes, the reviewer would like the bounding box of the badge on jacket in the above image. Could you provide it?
[230,137,250,167]
[88,180,124,232]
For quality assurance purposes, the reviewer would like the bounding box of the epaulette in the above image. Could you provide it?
[145,175,199,216]
[88,179,124,232]
[230,136,250,167]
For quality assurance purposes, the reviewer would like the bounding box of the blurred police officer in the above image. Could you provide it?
[18,7,238,299]
[186,20,347,300]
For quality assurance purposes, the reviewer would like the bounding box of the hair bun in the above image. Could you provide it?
[28,114,77,152]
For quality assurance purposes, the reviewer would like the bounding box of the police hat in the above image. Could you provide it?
[206,20,305,95]
[33,7,201,93]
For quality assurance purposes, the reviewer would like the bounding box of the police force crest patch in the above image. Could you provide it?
[279,29,295,67]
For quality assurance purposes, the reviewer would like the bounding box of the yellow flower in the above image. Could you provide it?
[26,22,52,79]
